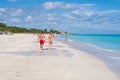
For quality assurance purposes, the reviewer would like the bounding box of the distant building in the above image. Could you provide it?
[61,32,70,35]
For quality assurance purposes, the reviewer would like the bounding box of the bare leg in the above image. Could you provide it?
[49,45,52,50]
[40,44,43,55]
[49,43,53,55]
[49,43,52,50]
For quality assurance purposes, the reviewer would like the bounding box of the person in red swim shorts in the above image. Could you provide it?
[39,39,44,45]
[38,32,46,53]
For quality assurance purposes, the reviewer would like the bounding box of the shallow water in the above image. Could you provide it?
[61,34,120,51]
[55,36,120,77]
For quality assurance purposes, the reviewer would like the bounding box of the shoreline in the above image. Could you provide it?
[60,34,120,51]
[57,35,120,77]
[0,34,119,80]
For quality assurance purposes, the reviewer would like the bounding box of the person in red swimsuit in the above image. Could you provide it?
[38,32,46,53]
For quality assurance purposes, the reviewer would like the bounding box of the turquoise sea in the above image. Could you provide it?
[68,34,120,51]
[59,34,120,77]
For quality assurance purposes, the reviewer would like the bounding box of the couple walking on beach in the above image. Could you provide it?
[38,32,54,53]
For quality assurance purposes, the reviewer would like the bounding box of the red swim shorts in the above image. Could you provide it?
[39,40,44,45]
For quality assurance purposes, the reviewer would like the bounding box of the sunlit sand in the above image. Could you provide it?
[0,34,119,80]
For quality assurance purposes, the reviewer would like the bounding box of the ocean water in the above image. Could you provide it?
[66,34,120,51]
[59,34,120,77]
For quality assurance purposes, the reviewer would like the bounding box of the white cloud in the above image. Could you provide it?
[63,3,95,9]
[96,10,120,16]
[0,8,6,13]
[89,10,120,25]
[62,14,74,19]
[1,1,120,33]
[43,2,95,10]
[63,3,78,9]
[25,15,33,22]
[85,11,94,17]
[43,2,53,10]
[0,8,6,22]
[72,9,94,17]
[43,2,63,10]
[72,10,80,15]
[10,9,23,17]
[47,14,53,20]
[11,18,20,23]
[79,4,95,7]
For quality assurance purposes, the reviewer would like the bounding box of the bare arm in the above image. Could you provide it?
[43,35,46,41]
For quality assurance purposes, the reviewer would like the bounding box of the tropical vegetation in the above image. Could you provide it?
[0,22,61,34]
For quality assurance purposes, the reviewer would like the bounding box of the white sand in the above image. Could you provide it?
[0,34,119,80]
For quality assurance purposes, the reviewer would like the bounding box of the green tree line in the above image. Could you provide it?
[0,22,61,34]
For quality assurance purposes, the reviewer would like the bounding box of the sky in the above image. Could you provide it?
[0,0,120,34]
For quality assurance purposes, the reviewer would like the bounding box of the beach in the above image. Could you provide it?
[0,34,119,80]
